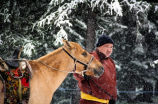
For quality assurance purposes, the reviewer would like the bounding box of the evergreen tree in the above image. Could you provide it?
[0,0,51,59]
[0,0,158,103]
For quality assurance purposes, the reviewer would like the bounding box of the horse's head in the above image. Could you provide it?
[63,40,104,77]
[0,57,9,71]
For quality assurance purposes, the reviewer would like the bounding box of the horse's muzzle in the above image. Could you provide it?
[93,66,104,77]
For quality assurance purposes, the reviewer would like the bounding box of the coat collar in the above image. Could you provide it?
[96,49,108,61]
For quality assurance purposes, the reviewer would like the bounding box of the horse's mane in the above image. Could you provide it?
[37,42,82,62]
[37,47,62,62]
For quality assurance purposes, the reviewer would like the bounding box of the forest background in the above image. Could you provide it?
[0,0,158,103]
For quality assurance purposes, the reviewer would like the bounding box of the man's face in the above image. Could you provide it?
[97,43,113,58]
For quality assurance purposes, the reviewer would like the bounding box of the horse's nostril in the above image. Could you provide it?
[92,66,104,77]
[101,67,104,72]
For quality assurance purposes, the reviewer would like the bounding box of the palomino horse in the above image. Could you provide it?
[0,57,8,104]
[0,40,104,104]
[0,80,4,104]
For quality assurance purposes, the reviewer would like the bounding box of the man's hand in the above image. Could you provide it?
[83,74,90,79]
[109,100,116,104]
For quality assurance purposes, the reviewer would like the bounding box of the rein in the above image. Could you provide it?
[89,78,115,100]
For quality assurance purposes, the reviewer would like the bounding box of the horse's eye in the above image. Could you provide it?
[82,52,87,57]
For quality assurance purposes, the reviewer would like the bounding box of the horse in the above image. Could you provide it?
[0,39,104,104]
[0,80,4,104]
[0,57,8,104]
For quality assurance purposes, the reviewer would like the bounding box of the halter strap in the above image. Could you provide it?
[62,47,92,66]
[62,47,94,73]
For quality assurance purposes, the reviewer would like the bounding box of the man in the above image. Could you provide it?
[73,34,117,104]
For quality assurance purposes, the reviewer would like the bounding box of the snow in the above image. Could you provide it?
[153,59,158,64]
[0,36,3,45]
[33,0,125,46]
[54,28,68,45]
[23,40,35,57]
[111,0,123,16]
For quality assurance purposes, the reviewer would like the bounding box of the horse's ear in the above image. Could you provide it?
[63,39,71,49]
[0,57,9,70]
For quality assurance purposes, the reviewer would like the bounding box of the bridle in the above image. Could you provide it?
[62,47,94,76]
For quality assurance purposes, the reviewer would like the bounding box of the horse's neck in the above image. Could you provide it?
[29,48,74,102]
[37,47,74,74]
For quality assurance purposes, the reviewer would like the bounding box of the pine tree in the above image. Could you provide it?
[0,0,158,103]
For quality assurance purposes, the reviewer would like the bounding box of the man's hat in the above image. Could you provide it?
[96,34,114,47]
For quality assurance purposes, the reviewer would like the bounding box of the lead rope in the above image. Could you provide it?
[37,60,88,74]
[89,77,115,100]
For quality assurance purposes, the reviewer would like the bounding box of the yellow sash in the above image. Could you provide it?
[81,91,109,104]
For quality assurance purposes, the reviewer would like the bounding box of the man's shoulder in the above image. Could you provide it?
[89,51,95,55]
[90,51,98,58]
[107,57,115,66]
[90,51,102,63]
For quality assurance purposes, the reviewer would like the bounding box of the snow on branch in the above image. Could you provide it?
[23,39,35,57]
[155,5,158,13]
[34,0,123,46]
[75,18,87,29]
[66,26,84,40]
[34,0,87,46]
[90,0,122,16]
[0,36,3,45]
[110,0,123,16]
[54,27,68,46]
[122,0,151,14]
[153,60,158,64]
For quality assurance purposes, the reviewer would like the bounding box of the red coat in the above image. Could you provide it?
[73,49,117,104]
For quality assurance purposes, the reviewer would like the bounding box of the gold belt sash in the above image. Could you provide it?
[81,91,109,104]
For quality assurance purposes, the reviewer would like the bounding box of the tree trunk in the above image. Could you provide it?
[71,8,97,104]
[86,9,97,52]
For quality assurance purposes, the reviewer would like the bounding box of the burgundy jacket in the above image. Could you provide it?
[73,49,117,103]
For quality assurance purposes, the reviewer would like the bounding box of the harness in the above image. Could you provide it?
[0,66,31,104]
[0,59,32,104]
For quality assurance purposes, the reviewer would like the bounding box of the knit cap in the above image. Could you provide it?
[96,34,114,47]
